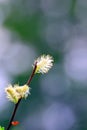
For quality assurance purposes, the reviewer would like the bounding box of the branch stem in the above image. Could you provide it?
[6,99,21,130]
[26,62,37,85]
[6,63,37,130]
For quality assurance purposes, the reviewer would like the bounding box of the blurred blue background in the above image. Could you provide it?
[1,0,87,130]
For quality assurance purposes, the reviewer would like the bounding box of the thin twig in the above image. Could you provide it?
[6,99,21,130]
[26,62,37,85]
[6,63,37,130]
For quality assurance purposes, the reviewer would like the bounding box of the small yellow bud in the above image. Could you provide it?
[5,85,20,104]
[14,84,30,98]
[33,55,54,74]
[5,84,30,104]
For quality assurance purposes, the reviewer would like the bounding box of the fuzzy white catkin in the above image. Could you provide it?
[34,55,54,74]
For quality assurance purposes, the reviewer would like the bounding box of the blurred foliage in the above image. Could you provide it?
[0,126,4,130]
[4,13,40,42]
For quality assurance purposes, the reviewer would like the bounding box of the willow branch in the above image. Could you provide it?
[6,63,37,130]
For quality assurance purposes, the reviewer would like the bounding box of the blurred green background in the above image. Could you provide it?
[1,0,87,130]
